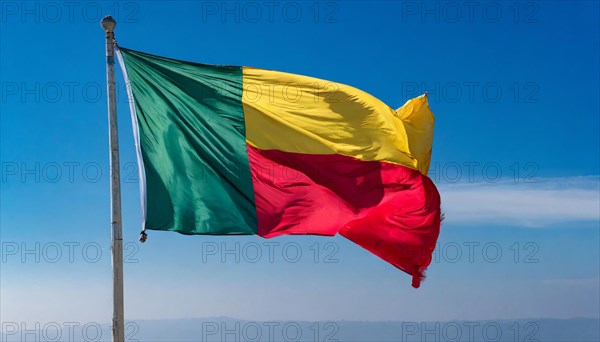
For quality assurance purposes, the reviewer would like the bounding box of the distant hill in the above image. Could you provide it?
[2,317,598,341]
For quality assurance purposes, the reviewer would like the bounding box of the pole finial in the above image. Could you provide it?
[101,15,117,33]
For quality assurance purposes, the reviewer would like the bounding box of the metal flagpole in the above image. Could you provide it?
[100,15,125,342]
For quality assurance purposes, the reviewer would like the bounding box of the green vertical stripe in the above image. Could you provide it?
[119,48,257,235]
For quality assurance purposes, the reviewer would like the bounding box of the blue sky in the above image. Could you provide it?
[1,0,599,326]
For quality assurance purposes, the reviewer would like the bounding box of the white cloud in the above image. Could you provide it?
[439,176,600,227]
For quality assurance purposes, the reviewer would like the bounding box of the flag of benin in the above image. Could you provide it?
[116,47,441,288]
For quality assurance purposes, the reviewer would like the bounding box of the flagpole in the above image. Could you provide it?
[101,15,125,342]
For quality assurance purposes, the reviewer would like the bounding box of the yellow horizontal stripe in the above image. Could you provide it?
[241,67,434,175]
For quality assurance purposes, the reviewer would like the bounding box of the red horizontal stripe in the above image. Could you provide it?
[247,146,441,287]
